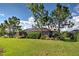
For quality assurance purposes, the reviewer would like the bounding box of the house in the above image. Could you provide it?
[24,28,52,37]
[70,29,79,33]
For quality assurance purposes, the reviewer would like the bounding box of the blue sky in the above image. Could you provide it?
[0,3,56,21]
[0,3,79,30]
[0,3,32,22]
[0,3,78,21]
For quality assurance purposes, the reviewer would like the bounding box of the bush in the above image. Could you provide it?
[62,32,69,37]
[52,31,59,38]
[19,31,27,38]
[76,32,79,41]
[62,31,77,42]
[51,31,63,40]
[67,32,77,42]
[40,35,50,40]
[4,35,9,38]
[61,32,69,40]
[27,32,41,39]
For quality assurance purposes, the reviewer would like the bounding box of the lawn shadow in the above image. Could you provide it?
[0,48,5,56]
[61,39,77,42]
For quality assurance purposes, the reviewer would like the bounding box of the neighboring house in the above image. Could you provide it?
[70,29,79,33]
[24,28,52,36]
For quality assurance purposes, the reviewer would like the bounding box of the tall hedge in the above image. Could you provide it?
[62,31,77,42]
[27,32,41,39]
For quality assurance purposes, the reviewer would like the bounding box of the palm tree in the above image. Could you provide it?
[4,16,21,37]
[11,16,21,38]
[4,17,13,37]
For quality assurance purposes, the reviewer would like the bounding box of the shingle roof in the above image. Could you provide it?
[25,28,51,32]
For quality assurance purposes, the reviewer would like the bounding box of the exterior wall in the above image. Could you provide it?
[42,31,50,36]
[25,28,52,37]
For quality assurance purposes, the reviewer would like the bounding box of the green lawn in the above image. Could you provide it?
[0,38,79,56]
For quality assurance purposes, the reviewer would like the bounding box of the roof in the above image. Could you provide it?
[70,29,79,33]
[25,28,51,32]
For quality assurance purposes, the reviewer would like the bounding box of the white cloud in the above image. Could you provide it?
[71,12,77,16]
[19,16,35,29]
[0,14,5,17]
[61,16,79,31]
[27,16,35,25]
[20,16,79,31]
[0,21,4,23]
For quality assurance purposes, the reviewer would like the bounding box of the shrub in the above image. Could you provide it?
[68,32,77,42]
[61,31,69,40]
[40,35,46,40]
[52,31,59,38]
[40,35,49,40]
[51,31,63,40]
[4,35,9,38]
[76,32,79,41]
[27,32,41,39]
[19,31,27,38]
[62,32,69,37]
[62,31,77,42]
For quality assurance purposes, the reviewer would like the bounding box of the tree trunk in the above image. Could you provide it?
[58,20,61,34]
[40,28,43,36]
[8,26,11,37]
[16,29,19,38]
[58,20,61,39]
[38,26,42,37]
[16,31,19,38]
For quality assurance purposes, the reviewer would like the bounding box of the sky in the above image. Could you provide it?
[0,3,74,21]
[0,3,32,22]
[0,3,79,31]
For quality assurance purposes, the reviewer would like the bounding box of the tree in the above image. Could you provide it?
[11,16,21,38]
[0,23,6,36]
[4,16,21,37]
[27,4,48,27]
[27,3,74,39]
[27,3,49,35]
[49,3,75,40]
[4,19,11,36]
[51,3,71,33]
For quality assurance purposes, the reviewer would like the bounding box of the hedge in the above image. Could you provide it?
[27,32,41,39]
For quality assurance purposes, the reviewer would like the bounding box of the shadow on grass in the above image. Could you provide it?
[61,39,77,42]
[0,48,5,56]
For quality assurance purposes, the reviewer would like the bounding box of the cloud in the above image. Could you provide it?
[0,21,4,24]
[0,14,5,17]
[71,12,77,16]
[61,16,79,31]
[27,16,35,25]
[20,16,35,29]
[70,16,79,30]
[20,16,79,31]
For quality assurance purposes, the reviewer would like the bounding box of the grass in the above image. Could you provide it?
[0,38,79,56]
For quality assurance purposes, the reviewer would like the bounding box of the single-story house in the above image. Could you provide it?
[24,28,52,37]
